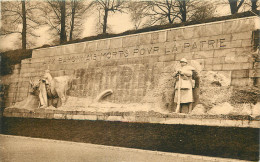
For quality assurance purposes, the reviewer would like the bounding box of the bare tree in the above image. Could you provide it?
[94,0,126,34]
[1,0,41,50]
[189,1,216,22]
[228,0,245,14]
[69,0,76,41]
[60,0,66,44]
[128,1,147,30]
[176,0,188,22]
[40,0,93,44]
[148,0,178,24]
[128,0,179,27]
[43,0,67,44]
[128,0,214,27]
[175,0,208,23]
[22,0,27,50]
[244,0,259,10]
[69,0,94,41]
[223,0,259,14]
[250,0,258,10]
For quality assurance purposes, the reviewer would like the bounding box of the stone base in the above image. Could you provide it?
[3,107,260,128]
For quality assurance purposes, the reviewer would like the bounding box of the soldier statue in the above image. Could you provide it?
[173,58,196,113]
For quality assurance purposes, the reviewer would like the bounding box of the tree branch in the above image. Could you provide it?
[237,0,245,10]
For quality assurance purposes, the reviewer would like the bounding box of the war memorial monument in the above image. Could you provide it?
[1,15,259,161]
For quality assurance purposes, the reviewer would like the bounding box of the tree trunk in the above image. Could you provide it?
[251,0,258,10]
[181,1,186,22]
[178,1,186,22]
[168,14,173,24]
[22,0,26,50]
[228,0,244,14]
[103,8,108,34]
[60,0,66,44]
[237,0,245,11]
[166,0,173,23]
[229,0,238,14]
[69,0,76,41]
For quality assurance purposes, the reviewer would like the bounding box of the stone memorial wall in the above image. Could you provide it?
[2,16,259,109]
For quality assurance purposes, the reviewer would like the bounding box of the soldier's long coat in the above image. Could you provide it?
[174,65,195,103]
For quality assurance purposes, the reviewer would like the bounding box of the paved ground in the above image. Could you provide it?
[0,134,249,162]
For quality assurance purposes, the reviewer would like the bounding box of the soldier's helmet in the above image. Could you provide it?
[180,58,188,63]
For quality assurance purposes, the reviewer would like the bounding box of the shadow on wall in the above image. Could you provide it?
[0,84,10,133]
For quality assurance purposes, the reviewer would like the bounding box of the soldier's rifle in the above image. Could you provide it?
[175,73,181,113]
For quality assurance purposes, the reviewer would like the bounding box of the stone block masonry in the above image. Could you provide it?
[2,16,259,107]
[3,108,260,128]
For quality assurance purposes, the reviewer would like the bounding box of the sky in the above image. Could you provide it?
[0,0,236,52]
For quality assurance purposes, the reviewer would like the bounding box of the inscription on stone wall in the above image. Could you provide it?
[43,37,228,65]
[165,38,227,54]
